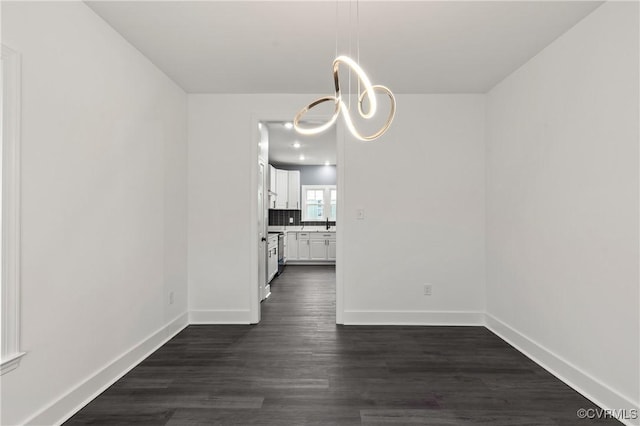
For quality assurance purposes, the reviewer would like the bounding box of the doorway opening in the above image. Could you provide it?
[253,116,341,324]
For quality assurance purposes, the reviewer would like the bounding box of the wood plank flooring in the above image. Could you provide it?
[65,265,619,425]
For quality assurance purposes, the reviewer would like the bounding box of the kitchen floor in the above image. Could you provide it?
[65,266,617,425]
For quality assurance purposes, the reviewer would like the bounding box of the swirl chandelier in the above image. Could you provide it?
[293,3,396,142]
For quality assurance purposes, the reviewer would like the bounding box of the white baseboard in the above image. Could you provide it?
[25,312,189,426]
[189,309,251,324]
[343,310,485,325]
[485,313,640,426]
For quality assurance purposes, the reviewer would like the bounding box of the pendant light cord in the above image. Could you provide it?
[356,0,360,99]
[348,0,352,110]
[335,0,338,59]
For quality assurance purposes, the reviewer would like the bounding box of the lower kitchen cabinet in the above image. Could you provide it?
[267,235,278,282]
[285,232,335,263]
[310,239,327,260]
[328,239,337,260]
[283,232,288,262]
[286,232,299,260]
[310,233,336,261]
[298,233,310,260]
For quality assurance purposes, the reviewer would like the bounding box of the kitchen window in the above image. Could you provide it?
[301,185,336,221]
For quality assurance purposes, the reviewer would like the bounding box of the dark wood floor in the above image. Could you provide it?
[66,265,618,425]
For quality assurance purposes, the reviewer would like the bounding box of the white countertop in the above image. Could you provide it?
[268,226,336,233]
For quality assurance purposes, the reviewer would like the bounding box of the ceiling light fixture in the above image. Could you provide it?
[299,155,305,161]
[294,0,395,142]
[324,161,331,166]
[293,142,301,149]
[284,122,293,130]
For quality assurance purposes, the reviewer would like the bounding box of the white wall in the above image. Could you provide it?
[341,95,486,324]
[485,1,639,418]
[1,2,188,425]
[188,94,486,324]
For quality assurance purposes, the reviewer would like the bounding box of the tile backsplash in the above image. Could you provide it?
[269,209,336,227]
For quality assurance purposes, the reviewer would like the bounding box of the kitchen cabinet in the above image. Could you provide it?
[275,169,288,209]
[310,239,327,260]
[297,232,310,260]
[287,170,300,210]
[328,239,337,261]
[269,165,276,193]
[268,165,301,210]
[310,233,336,261]
[267,235,278,282]
[286,232,298,260]
[269,165,277,208]
[286,232,335,262]
[282,232,288,263]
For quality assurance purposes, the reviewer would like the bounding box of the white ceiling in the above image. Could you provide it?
[86,1,602,94]
[266,121,337,166]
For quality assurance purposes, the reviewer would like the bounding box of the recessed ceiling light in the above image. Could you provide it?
[293,142,301,149]
[299,155,305,161]
[284,122,293,130]
[324,161,330,166]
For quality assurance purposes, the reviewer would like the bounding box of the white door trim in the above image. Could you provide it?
[1,44,26,373]
[335,116,345,324]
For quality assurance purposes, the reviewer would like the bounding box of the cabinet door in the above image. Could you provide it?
[298,237,310,260]
[286,233,298,260]
[275,169,288,209]
[283,235,288,262]
[310,240,327,260]
[269,165,276,191]
[327,239,337,261]
[267,246,277,282]
[269,165,277,208]
[287,170,300,210]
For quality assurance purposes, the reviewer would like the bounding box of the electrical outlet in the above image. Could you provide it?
[169,291,175,305]
[289,217,294,224]
[423,284,432,296]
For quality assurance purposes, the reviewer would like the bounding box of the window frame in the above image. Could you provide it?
[301,184,337,222]
[1,44,25,375]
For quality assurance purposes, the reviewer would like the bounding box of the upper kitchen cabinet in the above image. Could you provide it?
[269,165,277,208]
[275,169,288,209]
[269,166,301,210]
[269,165,276,194]
[287,170,300,210]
